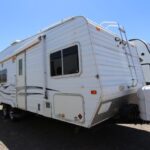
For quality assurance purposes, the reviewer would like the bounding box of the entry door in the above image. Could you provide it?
[16,53,26,110]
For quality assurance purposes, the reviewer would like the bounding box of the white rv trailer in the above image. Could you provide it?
[0,16,145,128]
[130,39,150,85]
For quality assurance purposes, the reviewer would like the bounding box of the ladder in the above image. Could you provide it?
[118,24,138,87]
[100,22,138,87]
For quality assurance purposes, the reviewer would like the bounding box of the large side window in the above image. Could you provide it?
[50,45,79,77]
[50,51,62,76]
[0,71,2,83]
[18,59,23,76]
[0,69,7,83]
[63,45,79,75]
[2,69,7,82]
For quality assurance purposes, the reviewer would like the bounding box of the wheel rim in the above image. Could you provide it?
[2,107,8,117]
[9,111,14,120]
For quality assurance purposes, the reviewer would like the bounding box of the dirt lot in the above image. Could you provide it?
[0,110,149,150]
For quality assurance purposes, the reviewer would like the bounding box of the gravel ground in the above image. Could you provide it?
[0,109,149,150]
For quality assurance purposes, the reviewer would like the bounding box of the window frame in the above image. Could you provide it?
[50,43,81,78]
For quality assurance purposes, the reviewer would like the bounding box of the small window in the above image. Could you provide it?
[2,69,7,82]
[18,59,23,75]
[50,51,62,76]
[63,45,79,75]
[0,71,2,83]
[0,69,7,83]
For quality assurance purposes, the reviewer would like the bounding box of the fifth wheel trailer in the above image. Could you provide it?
[129,39,150,121]
[130,39,150,85]
[0,16,145,128]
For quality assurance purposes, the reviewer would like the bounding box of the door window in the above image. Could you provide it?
[18,59,23,76]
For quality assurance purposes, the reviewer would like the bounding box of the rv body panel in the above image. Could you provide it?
[16,52,26,110]
[88,23,145,125]
[44,17,101,127]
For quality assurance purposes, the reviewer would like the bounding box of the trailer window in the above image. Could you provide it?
[0,69,7,83]
[18,59,23,76]
[63,45,79,75]
[50,45,79,77]
[50,51,62,76]
[2,69,7,82]
[0,71,1,83]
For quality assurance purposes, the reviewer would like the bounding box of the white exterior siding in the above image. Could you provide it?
[89,23,145,102]
[0,59,16,106]
[26,43,45,114]
[45,17,100,126]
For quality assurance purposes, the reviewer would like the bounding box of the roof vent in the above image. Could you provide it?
[11,40,20,46]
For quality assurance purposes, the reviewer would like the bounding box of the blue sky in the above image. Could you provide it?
[0,0,149,51]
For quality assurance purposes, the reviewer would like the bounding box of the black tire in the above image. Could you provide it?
[9,108,16,121]
[2,105,9,118]
[119,104,140,122]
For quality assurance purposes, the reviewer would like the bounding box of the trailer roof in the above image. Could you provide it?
[0,16,118,63]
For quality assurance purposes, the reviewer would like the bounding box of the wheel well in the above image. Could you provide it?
[1,103,15,108]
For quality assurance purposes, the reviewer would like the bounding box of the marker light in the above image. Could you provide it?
[96,26,101,31]
[91,90,97,95]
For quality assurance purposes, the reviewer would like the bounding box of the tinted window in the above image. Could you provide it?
[50,51,62,76]
[50,45,79,77]
[63,45,79,75]
[0,71,2,83]
[2,69,7,82]
[0,69,7,83]
[19,59,23,75]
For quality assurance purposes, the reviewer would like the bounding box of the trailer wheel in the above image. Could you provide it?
[9,108,16,121]
[119,104,140,122]
[2,105,9,119]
